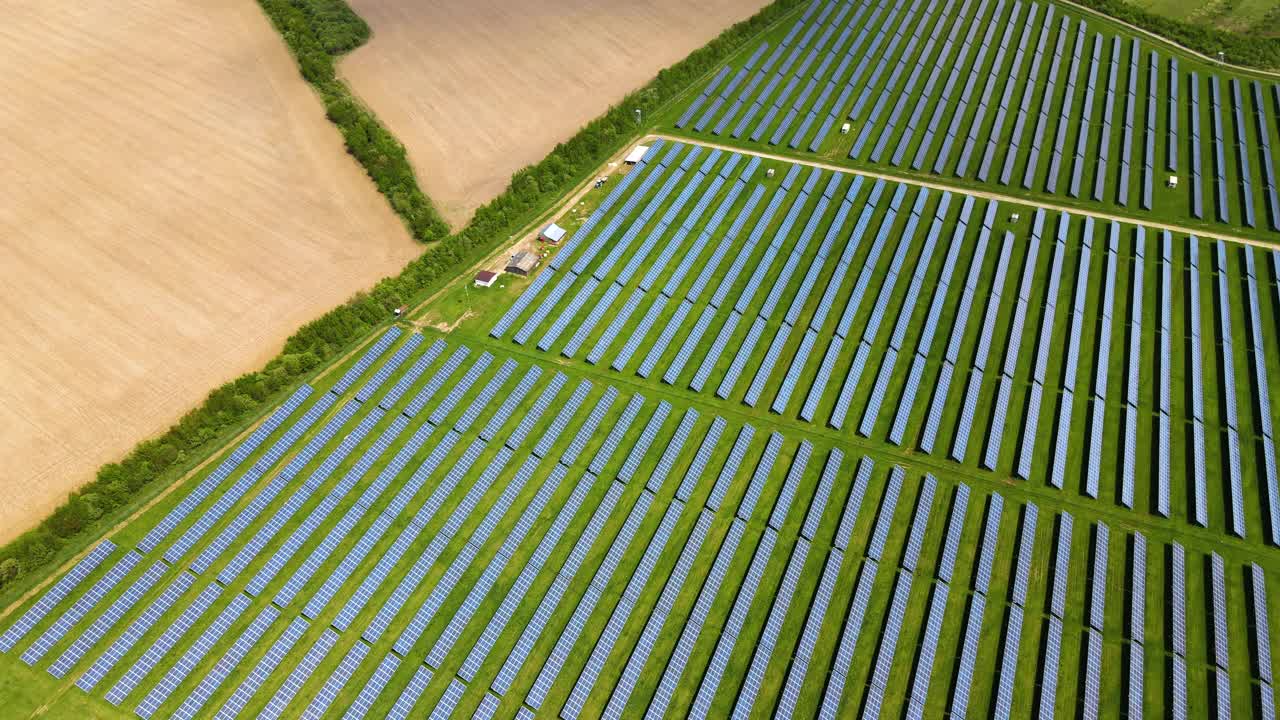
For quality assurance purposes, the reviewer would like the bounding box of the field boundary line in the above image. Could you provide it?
[651,132,1280,251]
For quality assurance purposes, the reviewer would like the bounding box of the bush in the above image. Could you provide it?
[0,0,807,598]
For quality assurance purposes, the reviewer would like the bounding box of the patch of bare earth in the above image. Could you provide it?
[0,0,421,543]
[340,0,772,228]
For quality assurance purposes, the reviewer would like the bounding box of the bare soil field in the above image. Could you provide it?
[340,0,772,228]
[0,0,421,543]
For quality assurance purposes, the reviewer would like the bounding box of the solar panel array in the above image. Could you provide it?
[11,9,1280,712]
[668,0,1280,235]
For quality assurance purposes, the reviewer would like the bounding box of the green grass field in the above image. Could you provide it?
[5,0,1280,718]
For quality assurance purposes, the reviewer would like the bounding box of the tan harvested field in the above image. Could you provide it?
[341,0,772,228]
[0,0,421,543]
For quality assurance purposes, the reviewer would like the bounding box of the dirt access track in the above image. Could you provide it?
[0,0,422,543]
[340,0,772,228]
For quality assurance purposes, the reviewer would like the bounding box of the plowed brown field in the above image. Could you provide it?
[0,0,421,542]
[340,0,771,227]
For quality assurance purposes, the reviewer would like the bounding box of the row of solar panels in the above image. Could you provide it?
[675,0,1280,234]
[15,384,1280,720]
[497,146,1280,532]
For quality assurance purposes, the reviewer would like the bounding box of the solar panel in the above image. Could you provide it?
[138,383,313,554]
[491,480,627,696]
[259,629,339,720]
[331,327,402,396]
[0,540,115,653]
[589,393,646,476]
[104,581,222,706]
[344,653,400,720]
[819,556,880,719]
[386,665,433,720]
[216,615,308,720]
[647,517,745,716]
[1172,542,1187,656]
[50,559,167,679]
[456,470,603,682]
[22,549,140,666]
[77,571,196,693]
[134,594,252,718]
[170,603,277,720]
[304,640,369,720]
[1252,563,1274,683]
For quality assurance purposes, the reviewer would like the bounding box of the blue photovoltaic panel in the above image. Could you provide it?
[138,384,312,554]
[305,640,369,720]
[345,653,400,720]
[77,572,197,693]
[259,629,339,720]
[135,594,252,718]
[330,327,402,396]
[385,665,433,720]
[0,540,115,653]
[170,604,278,720]
[105,581,222,706]
[355,334,422,403]
[49,559,168,679]
[214,616,308,719]
[22,549,140,666]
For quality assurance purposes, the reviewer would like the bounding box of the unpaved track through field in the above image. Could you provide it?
[0,0,421,543]
[340,0,771,228]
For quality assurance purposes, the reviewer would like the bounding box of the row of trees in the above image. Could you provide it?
[0,0,807,597]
